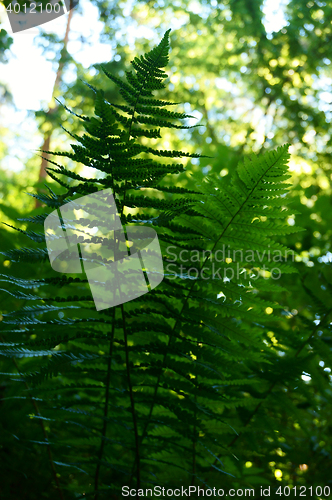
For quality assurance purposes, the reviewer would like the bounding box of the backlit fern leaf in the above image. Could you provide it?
[0,30,305,497]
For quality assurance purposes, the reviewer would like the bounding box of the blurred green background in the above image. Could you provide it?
[1,0,332,496]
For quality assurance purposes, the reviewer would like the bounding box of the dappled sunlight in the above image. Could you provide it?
[288,156,313,174]
[1,0,332,494]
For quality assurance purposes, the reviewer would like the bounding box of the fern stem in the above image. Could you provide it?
[93,310,116,500]
[0,336,65,500]
[121,303,141,492]
[191,380,197,487]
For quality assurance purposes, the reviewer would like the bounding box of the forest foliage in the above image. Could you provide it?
[1,1,332,499]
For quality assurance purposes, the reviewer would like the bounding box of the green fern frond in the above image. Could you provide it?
[2,223,46,243]
[0,29,308,495]
[0,247,49,263]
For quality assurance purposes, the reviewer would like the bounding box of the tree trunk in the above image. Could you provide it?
[36,1,74,206]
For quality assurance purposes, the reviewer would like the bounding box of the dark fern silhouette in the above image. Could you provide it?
[0,30,311,500]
